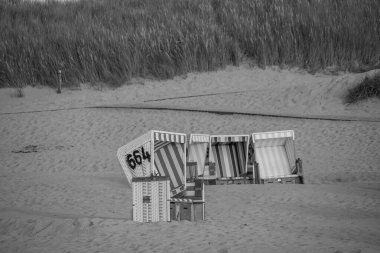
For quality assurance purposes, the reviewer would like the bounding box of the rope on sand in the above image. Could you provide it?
[0,107,84,115]
[93,103,380,122]
[143,89,258,102]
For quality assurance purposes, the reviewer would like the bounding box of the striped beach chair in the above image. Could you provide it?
[117,130,187,197]
[187,134,210,180]
[251,130,303,184]
[209,134,250,184]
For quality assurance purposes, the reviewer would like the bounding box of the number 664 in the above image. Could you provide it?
[126,147,151,170]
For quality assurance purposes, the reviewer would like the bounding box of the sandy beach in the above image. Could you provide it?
[0,65,379,252]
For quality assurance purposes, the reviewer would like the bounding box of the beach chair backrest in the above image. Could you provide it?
[209,135,249,178]
[152,130,187,196]
[252,130,296,179]
[187,134,210,176]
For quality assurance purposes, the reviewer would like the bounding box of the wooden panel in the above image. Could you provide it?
[194,203,205,221]
[170,202,205,221]
[261,176,301,184]
[180,203,193,221]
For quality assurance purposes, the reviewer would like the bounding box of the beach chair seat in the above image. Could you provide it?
[187,133,210,177]
[260,174,302,184]
[216,177,251,185]
[186,161,198,182]
[198,162,217,184]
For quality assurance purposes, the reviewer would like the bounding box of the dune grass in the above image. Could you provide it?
[346,75,380,104]
[1,0,379,88]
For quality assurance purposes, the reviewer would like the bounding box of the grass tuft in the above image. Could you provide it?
[346,75,380,104]
[1,0,380,88]
[14,87,24,97]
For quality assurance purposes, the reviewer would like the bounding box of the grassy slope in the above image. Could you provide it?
[0,0,379,88]
[346,74,380,103]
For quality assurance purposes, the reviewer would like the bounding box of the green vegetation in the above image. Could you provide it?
[1,0,379,87]
[346,75,380,104]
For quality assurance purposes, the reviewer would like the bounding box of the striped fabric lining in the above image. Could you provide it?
[170,198,193,203]
[256,146,291,178]
[154,141,171,152]
[211,136,248,143]
[252,131,297,178]
[154,132,185,143]
[252,130,294,142]
[211,142,246,178]
[154,142,185,192]
[285,138,296,170]
[190,134,210,143]
[254,138,286,148]
[182,181,203,200]
[187,142,208,175]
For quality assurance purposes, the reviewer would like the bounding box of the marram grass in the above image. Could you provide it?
[1,0,379,88]
[346,75,380,104]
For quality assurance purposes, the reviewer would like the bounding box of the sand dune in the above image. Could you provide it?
[1,66,379,117]
[0,66,379,252]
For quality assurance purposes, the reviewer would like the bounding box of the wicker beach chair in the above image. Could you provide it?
[209,134,251,184]
[117,130,187,197]
[251,130,304,184]
[186,134,211,182]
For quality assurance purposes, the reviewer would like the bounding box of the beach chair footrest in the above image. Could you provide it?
[170,201,205,221]
[202,179,217,185]
[261,176,302,184]
[216,177,252,185]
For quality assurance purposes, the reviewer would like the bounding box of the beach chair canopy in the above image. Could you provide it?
[209,135,249,178]
[117,130,187,196]
[187,134,210,176]
[252,130,297,179]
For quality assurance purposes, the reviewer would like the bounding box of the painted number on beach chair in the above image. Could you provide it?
[141,147,151,162]
[126,147,151,170]
[133,150,142,165]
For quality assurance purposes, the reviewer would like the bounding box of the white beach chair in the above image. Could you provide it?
[251,130,303,184]
[117,130,187,197]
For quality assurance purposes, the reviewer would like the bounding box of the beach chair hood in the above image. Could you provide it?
[117,130,187,196]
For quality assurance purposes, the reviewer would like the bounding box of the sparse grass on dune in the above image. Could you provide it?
[0,0,379,88]
[346,74,380,104]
